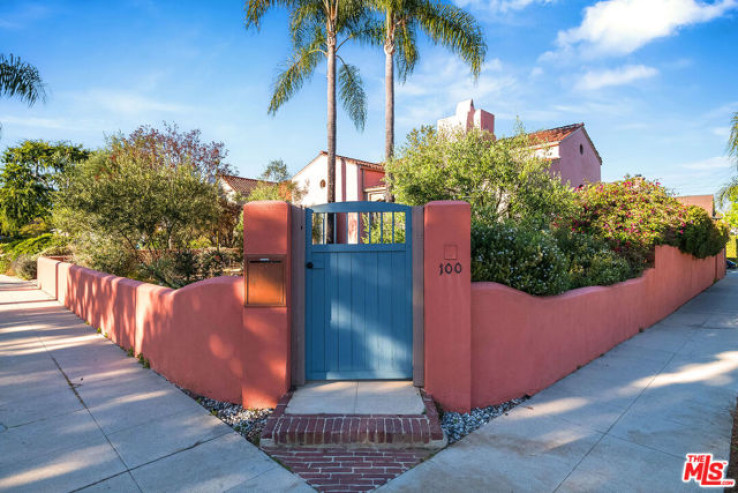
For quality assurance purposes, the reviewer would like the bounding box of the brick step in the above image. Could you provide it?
[260,392,446,449]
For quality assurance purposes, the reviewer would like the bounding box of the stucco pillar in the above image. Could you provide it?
[242,201,292,408]
[423,201,472,412]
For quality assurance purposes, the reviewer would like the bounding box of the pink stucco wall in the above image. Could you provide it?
[423,201,473,411]
[550,129,601,187]
[36,201,295,408]
[423,201,727,412]
[242,201,292,409]
[37,256,60,299]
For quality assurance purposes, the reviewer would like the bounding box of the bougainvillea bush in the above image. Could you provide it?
[568,177,728,270]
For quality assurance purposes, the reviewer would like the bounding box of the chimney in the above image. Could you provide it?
[437,99,495,137]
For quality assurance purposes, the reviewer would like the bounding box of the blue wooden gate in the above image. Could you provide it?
[305,202,413,380]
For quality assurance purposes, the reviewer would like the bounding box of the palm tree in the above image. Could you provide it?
[372,0,486,201]
[245,0,368,208]
[0,54,46,136]
[718,113,738,207]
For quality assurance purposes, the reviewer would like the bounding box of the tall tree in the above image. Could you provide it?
[372,0,486,201]
[245,0,368,209]
[0,141,88,235]
[0,54,47,136]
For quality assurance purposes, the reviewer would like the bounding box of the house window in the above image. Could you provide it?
[579,144,584,155]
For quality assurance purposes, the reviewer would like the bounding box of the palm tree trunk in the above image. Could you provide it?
[326,29,337,241]
[383,39,395,203]
[327,38,337,205]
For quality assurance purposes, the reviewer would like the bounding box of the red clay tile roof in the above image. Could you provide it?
[527,123,584,145]
[220,174,274,196]
[526,123,603,166]
[676,195,715,217]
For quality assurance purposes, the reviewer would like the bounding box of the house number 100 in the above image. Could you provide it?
[439,262,462,276]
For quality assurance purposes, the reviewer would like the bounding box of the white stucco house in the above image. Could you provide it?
[290,151,386,207]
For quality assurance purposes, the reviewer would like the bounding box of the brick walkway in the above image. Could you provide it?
[263,447,433,492]
[261,392,445,448]
[260,391,444,491]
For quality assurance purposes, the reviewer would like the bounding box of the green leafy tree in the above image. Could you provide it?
[0,141,89,235]
[54,125,225,287]
[260,159,290,182]
[385,125,575,228]
[245,0,369,208]
[371,0,486,200]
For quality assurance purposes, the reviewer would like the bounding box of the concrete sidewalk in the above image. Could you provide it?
[380,271,738,492]
[0,275,312,493]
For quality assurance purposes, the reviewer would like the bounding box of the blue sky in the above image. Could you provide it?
[1,0,736,197]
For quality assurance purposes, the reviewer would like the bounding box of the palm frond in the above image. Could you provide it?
[0,54,46,106]
[717,176,738,206]
[416,1,486,77]
[290,1,323,46]
[729,112,738,166]
[244,0,296,29]
[269,44,322,114]
[394,23,418,83]
[338,62,367,131]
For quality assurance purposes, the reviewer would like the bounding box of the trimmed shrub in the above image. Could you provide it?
[679,206,730,259]
[471,221,569,296]
[553,229,633,289]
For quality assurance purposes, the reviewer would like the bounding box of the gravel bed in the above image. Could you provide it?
[180,390,273,445]
[441,397,527,444]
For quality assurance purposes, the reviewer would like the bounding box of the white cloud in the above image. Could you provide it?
[553,0,737,57]
[575,64,658,90]
[454,0,554,13]
[395,56,515,126]
[680,155,732,170]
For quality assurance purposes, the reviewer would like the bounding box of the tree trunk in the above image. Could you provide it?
[383,38,395,203]
[327,33,337,205]
[326,28,337,241]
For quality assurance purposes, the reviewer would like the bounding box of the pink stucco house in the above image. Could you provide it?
[437,99,602,188]
[227,100,603,205]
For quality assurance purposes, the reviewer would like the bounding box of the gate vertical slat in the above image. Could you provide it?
[305,202,413,380]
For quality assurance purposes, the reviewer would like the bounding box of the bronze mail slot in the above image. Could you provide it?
[244,255,286,307]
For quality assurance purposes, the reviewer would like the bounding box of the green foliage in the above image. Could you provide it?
[0,233,60,278]
[729,112,738,166]
[0,54,46,106]
[471,221,569,296]
[246,0,369,130]
[54,124,229,287]
[568,177,688,269]
[570,177,729,267]
[679,206,731,259]
[386,126,575,229]
[260,159,290,182]
[0,140,89,235]
[726,235,737,260]
[372,0,486,79]
[553,229,633,289]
